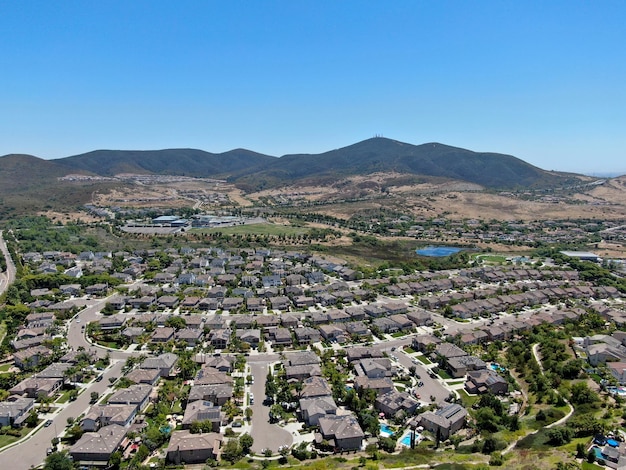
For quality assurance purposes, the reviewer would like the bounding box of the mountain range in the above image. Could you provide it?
[1,137,583,194]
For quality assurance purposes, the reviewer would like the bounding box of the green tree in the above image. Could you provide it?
[43,451,74,470]
[222,438,242,463]
[240,433,253,454]
[547,427,572,446]
[570,382,598,405]
[25,409,39,427]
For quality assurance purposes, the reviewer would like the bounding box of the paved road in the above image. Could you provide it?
[0,283,145,468]
[0,360,125,470]
[248,361,293,454]
[0,230,17,297]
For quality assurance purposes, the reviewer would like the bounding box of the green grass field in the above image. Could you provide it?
[471,253,507,263]
[193,223,310,237]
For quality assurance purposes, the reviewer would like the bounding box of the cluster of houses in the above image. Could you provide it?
[5,349,237,466]
[277,347,471,452]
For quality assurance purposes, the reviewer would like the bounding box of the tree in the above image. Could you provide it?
[109,451,122,470]
[475,407,500,433]
[222,438,242,463]
[25,409,39,427]
[482,436,498,454]
[570,382,598,405]
[43,451,74,470]
[378,436,397,453]
[90,391,99,403]
[245,407,253,421]
[240,433,253,454]
[547,427,572,446]
[587,448,596,463]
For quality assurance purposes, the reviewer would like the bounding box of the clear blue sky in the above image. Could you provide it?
[1,1,625,174]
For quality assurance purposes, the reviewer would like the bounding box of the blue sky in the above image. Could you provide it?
[1,1,625,174]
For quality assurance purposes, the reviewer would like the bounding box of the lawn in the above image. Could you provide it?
[404,346,416,354]
[456,389,479,408]
[582,462,604,470]
[56,389,74,404]
[0,362,13,373]
[447,379,466,385]
[0,426,33,449]
[416,355,431,364]
[437,369,452,379]
[194,223,311,237]
[391,331,407,338]
[472,254,507,264]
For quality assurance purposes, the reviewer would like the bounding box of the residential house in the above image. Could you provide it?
[353,377,394,395]
[151,327,176,343]
[299,396,338,426]
[354,358,392,379]
[294,327,321,345]
[418,404,468,440]
[166,431,222,464]
[80,405,137,432]
[0,397,35,427]
[209,329,231,349]
[108,384,152,411]
[608,362,626,385]
[9,376,63,399]
[181,401,224,432]
[465,369,508,395]
[447,356,487,378]
[124,368,161,386]
[13,345,50,370]
[187,384,233,405]
[375,390,419,419]
[317,415,364,451]
[69,424,127,467]
[141,353,179,378]
[300,376,333,399]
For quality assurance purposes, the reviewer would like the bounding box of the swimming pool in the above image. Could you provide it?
[607,386,626,396]
[607,438,619,447]
[400,431,420,446]
[490,363,506,372]
[592,446,604,459]
[416,246,463,257]
[379,424,394,437]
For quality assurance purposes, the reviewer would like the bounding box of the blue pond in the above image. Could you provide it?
[416,246,463,257]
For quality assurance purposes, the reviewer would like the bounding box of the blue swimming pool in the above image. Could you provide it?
[416,246,463,257]
[379,424,394,437]
[400,432,420,446]
[607,438,619,447]
[593,446,604,459]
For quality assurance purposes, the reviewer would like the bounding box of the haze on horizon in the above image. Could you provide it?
[1,1,625,175]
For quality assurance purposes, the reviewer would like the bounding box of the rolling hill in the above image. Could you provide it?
[231,138,581,191]
[55,148,276,177]
[0,138,585,211]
